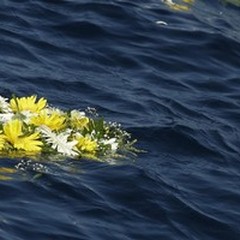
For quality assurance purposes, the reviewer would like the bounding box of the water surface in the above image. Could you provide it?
[0,1,240,239]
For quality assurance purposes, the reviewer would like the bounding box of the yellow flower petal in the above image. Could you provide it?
[30,110,66,131]
[15,132,43,152]
[3,119,42,153]
[10,95,47,113]
[76,136,98,154]
[70,110,89,129]
[71,117,89,129]
[0,135,6,150]
[3,119,23,144]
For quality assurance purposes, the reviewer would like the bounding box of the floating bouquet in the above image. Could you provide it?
[0,95,137,160]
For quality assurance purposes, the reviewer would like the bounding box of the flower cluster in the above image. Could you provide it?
[0,95,137,160]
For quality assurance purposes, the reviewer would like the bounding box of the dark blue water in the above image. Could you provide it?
[0,0,240,239]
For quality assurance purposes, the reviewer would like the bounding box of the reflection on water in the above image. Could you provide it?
[224,0,240,6]
[163,0,240,12]
[163,0,195,11]
[0,167,16,180]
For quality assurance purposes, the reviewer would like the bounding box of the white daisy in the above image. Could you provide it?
[70,110,86,118]
[39,126,78,157]
[0,112,14,123]
[21,110,36,124]
[0,95,11,113]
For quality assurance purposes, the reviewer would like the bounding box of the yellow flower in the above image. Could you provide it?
[30,110,66,131]
[14,132,43,152]
[3,119,22,144]
[3,119,43,152]
[74,117,89,129]
[76,135,98,154]
[70,110,89,129]
[10,95,47,113]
